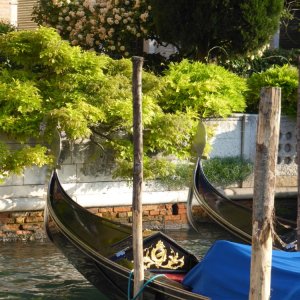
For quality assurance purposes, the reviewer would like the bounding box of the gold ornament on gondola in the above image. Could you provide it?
[143,240,185,270]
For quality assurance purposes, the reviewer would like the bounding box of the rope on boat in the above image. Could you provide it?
[128,269,165,300]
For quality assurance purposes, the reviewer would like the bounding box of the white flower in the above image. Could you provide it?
[107,17,114,25]
[140,12,149,22]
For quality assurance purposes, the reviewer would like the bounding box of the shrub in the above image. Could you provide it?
[220,48,300,77]
[156,162,194,190]
[159,59,247,117]
[202,157,253,187]
[0,20,16,35]
[246,64,298,115]
[33,0,154,58]
[0,27,200,180]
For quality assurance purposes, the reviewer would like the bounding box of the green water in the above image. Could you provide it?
[0,240,104,299]
[0,223,234,299]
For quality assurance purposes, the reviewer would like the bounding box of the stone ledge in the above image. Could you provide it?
[0,188,189,212]
[0,197,45,212]
[224,187,297,199]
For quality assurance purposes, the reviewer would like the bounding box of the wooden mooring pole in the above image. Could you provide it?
[132,56,144,299]
[249,87,281,300]
[297,56,300,251]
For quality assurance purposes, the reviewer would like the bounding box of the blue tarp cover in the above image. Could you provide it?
[183,240,300,300]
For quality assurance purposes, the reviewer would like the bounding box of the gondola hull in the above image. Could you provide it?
[45,171,208,300]
[187,158,297,251]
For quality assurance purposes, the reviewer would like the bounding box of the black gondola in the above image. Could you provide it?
[45,169,209,299]
[187,157,297,251]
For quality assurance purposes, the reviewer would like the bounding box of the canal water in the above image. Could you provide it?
[0,223,235,299]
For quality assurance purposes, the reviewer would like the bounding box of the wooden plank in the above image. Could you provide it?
[249,87,281,300]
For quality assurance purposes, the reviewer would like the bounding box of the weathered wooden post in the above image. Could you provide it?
[249,87,281,300]
[297,56,300,251]
[132,56,144,299]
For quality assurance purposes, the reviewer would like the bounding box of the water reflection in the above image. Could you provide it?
[0,223,235,299]
[0,239,103,299]
[166,223,237,259]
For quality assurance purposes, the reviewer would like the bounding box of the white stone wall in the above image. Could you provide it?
[0,136,188,211]
[0,0,17,26]
[206,114,297,172]
[0,114,297,211]
[205,114,297,190]
[0,0,10,21]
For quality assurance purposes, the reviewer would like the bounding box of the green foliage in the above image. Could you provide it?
[114,158,193,190]
[33,0,284,63]
[156,162,194,190]
[202,156,253,187]
[246,64,298,115]
[33,0,154,58]
[0,27,253,182]
[0,27,108,142]
[0,75,43,139]
[0,27,200,180]
[0,142,9,167]
[0,144,53,182]
[150,0,284,60]
[220,48,300,77]
[0,20,16,35]
[159,60,247,117]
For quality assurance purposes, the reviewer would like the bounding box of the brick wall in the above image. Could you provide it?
[0,203,208,241]
[0,210,44,241]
